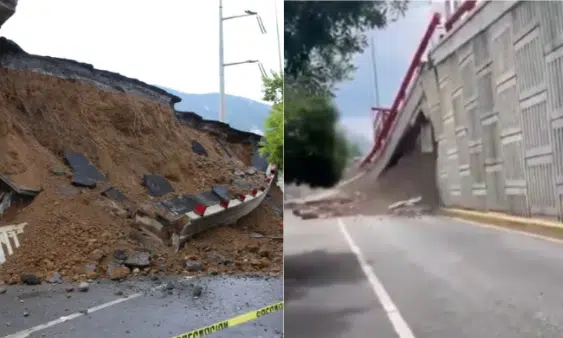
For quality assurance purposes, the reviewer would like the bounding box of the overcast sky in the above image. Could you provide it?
[337,1,437,142]
[2,0,283,103]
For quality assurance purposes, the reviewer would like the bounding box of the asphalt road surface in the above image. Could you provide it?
[284,212,563,338]
[0,275,283,338]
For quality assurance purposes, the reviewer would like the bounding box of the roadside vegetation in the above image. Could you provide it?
[283,0,409,187]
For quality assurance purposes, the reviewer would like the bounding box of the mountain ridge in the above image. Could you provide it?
[160,87,272,134]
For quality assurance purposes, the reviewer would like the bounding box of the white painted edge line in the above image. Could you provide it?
[337,218,416,338]
[2,293,143,338]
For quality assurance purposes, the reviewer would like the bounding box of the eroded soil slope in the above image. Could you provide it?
[0,68,282,283]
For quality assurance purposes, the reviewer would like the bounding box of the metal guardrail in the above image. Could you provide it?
[0,222,26,264]
[172,164,278,251]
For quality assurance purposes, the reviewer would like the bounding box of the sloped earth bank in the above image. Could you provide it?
[0,68,282,284]
[291,149,440,219]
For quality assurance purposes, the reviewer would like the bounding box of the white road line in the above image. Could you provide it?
[337,218,416,338]
[2,293,143,338]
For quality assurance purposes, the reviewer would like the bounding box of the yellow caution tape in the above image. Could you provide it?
[172,301,284,338]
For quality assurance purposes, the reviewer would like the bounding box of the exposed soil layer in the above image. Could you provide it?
[0,68,282,283]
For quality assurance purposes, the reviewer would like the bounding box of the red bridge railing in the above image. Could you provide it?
[358,0,478,169]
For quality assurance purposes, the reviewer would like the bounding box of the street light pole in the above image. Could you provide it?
[274,0,282,74]
[218,3,267,123]
[219,0,226,123]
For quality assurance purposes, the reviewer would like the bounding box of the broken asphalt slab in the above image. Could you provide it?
[0,275,283,338]
[101,186,127,202]
[156,194,199,214]
[193,190,221,207]
[64,152,107,188]
[212,185,234,201]
[0,174,40,196]
[142,174,174,197]
[191,140,208,156]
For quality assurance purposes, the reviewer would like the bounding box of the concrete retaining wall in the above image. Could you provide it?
[420,0,563,219]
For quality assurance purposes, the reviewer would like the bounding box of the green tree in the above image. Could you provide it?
[284,89,349,187]
[259,72,284,170]
[284,1,408,187]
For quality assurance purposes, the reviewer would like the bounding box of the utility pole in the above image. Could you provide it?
[370,36,380,107]
[219,0,225,123]
[218,1,267,122]
[274,0,282,74]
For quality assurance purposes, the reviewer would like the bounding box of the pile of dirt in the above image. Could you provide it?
[345,149,440,215]
[291,149,440,219]
[0,68,282,283]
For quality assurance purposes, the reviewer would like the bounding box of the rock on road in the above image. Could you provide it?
[284,211,563,337]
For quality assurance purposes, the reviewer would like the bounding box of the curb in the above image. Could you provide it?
[442,208,563,239]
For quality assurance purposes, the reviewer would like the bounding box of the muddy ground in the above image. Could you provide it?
[0,68,282,284]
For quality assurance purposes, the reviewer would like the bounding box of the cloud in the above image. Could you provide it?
[250,128,264,136]
[334,2,434,119]
[2,0,283,102]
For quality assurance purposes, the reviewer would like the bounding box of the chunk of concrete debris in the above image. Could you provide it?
[46,272,64,284]
[71,176,97,188]
[234,169,245,176]
[245,167,257,175]
[21,274,41,285]
[78,282,89,292]
[192,285,203,298]
[108,264,130,280]
[405,196,422,206]
[185,260,204,272]
[51,169,66,176]
[388,196,422,211]
[0,191,12,215]
[192,140,208,156]
[142,174,174,197]
[0,287,6,294]
[101,186,127,202]
[113,249,127,261]
[232,178,251,190]
[124,251,151,268]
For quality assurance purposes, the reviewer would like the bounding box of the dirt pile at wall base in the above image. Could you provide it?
[291,149,440,219]
[0,68,282,284]
[343,149,440,215]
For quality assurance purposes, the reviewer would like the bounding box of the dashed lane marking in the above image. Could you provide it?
[338,218,416,338]
[2,293,143,338]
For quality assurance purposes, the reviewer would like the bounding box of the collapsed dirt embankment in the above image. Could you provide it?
[0,41,281,284]
[291,117,441,219]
